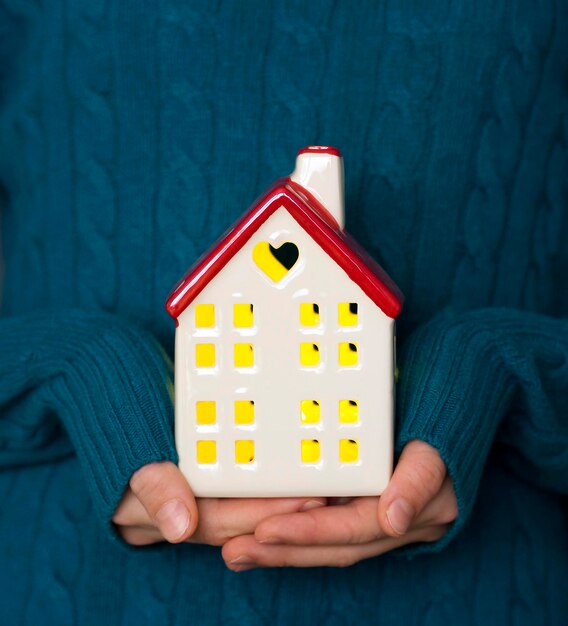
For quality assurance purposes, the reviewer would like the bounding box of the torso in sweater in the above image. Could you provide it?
[0,2,567,625]
[1,2,566,346]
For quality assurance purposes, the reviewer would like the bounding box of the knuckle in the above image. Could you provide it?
[129,464,174,517]
[345,523,363,545]
[129,463,161,495]
[302,510,322,543]
[350,500,375,543]
[407,457,446,500]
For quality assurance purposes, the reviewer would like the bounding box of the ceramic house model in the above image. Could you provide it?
[166,146,403,497]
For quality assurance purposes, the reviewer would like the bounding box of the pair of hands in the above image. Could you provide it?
[113,440,458,570]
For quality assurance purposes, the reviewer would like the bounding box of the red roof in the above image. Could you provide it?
[166,178,403,320]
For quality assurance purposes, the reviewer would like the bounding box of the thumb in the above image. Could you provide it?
[129,461,198,543]
[378,440,446,537]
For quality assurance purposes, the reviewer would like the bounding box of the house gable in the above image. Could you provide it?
[166,180,403,321]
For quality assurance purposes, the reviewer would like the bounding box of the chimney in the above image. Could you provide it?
[290,146,345,229]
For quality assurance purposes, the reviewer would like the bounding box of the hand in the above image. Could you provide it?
[222,440,458,570]
[113,461,326,546]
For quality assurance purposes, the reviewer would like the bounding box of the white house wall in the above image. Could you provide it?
[175,206,394,497]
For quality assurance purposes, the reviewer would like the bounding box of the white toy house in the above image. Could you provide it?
[166,146,403,497]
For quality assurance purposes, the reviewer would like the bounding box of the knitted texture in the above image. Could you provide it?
[0,0,567,624]
[0,311,177,527]
[396,308,568,554]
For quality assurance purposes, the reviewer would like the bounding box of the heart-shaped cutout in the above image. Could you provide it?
[252,241,299,282]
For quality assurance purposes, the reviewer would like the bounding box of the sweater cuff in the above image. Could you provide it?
[2,310,178,539]
[394,309,515,555]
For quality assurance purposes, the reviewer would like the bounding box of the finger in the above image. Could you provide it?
[189,496,326,546]
[112,487,154,527]
[129,461,198,543]
[223,525,448,570]
[118,525,164,546]
[254,497,383,546]
[255,480,457,548]
[415,476,458,527]
[378,440,446,537]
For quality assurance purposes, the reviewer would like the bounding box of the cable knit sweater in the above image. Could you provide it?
[1,1,567,624]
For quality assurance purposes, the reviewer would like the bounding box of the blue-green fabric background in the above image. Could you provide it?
[1,1,567,624]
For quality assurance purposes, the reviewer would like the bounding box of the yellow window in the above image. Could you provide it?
[235,400,255,425]
[301,439,320,463]
[300,342,320,366]
[300,400,320,424]
[196,440,216,464]
[234,303,254,328]
[195,304,215,328]
[196,344,216,368]
[196,401,216,425]
[339,400,358,424]
[338,302,358,326]
[234,343,254,367]
[338,342,358,366]
[300,303,320,327]
[235,440,255,464]
[339,439,359,463]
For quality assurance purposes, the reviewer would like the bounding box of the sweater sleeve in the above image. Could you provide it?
[396,307,568,554]
[0,310,178,537]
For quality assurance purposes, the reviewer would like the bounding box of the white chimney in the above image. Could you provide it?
[290,146,345,229]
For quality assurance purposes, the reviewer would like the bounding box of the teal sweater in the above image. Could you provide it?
[1,1,567,624]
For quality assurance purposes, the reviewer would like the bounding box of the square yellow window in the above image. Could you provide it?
[234,303,254,328]
[338,302,358,326]
[196,344,216,368]
[300,342,320,367]
[301,439,321,463]
[339,439,359,463]
[196,401,216,425]
[235,440,255,464]
[196,440,217,464]
[235,400,255,425]
[195,304,215,328]
[338,342,358,367]
[300,303,320,327]
[339,400,358,424]
[234,343,254,367]
[300,400,320,424]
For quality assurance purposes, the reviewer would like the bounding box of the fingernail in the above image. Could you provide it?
[156,499,190,542]
[386,498,414,535]
[300,499,326,512]
[258,537,281,545]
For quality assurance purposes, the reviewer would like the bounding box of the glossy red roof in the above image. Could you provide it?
[166,178,403,320]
